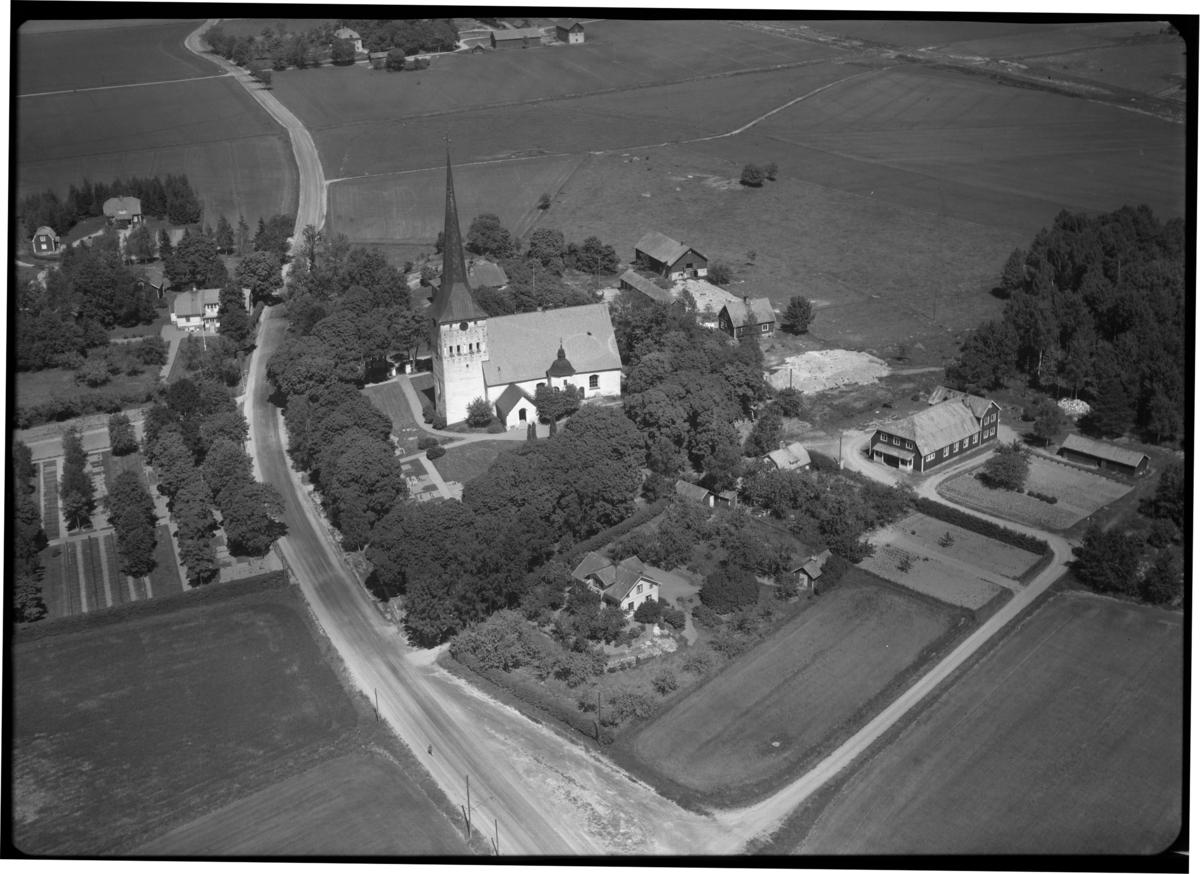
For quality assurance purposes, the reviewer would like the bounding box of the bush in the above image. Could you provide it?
[740,163,765,186]
[632,597,664,625]
[466,396,493,428]
[426,445,446,460]
[486,420,505,434]
[813,553,850,595]
[709,628,751,658]
[603,688,657,725]
[914,497,1050,555]
[707,261,733,287]
[431,414,447,430]
[691,603,722,628]
[417,435,439,450]
[681,650,713,675]
[699,563,760,613]
[652,669,678,696]
[660,606,686,629]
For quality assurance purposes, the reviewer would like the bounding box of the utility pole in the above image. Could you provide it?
[596,688,602,740]
[464,774,472,839]
[374,688,378,722]
[494,818,499,856]
[839,431,844,469]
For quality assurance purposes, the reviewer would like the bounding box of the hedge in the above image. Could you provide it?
[452,650,614,744]
[15,571,290,644]
[915,497,1050,555]
[558,497,671,569]
[17,388,158,429]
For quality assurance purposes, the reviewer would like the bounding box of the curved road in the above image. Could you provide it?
[202,14,1077,854]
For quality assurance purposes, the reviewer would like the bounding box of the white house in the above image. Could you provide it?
[571,552,662,613]
[170,288,222,331]
[334,27,363,53]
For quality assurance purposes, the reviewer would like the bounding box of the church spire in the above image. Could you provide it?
[429,143,485,324]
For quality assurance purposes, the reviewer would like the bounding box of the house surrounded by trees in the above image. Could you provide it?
[634,231,708,280]
[103,196,143,227]
[870,393,1001,472]
[170,288,222,332]
[32,225,60,254]
[571,552,662,612]
[718,297,776,338]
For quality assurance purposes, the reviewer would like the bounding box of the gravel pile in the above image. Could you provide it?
[768,350,890,394]
[1058,398,1091,418]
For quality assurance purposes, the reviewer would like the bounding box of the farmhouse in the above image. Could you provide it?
[429,152,622,425]
[677,277,740,328]
[765,441,810,471]
[794,549,832,588]
[719,297,776,339]
[171,288,221,332]
[333,27,363,53]
[675,479,716,507]
[556,21,586,44]
[32,225,59,254]
[103,196,142,227]
[571,552,662,612]
[1058,434,1149,476]
[634,231,708,280]
[491,27,544,49]
[619,268,674,304]
[870,393,1000,472]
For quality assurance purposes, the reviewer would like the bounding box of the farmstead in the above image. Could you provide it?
[870,393,1000,472]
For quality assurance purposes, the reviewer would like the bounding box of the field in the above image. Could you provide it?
[12,582,465,855]
[628,575,960,797]
[431,440,522,487]
[17,20,218,94]
[360,381,424,456]
[17,77,297,226]
[796,592,1183,854]
[1025,40,1188,99]
[792,19,1084,48]
[862,542,1007,609]
[215,18,335,39]
[16,365,160,414]
[328,154,584,246]
[939,456,1132,530]
[136,752,467,856]
[271,19,846,132]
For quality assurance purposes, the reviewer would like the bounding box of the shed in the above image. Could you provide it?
[369,50,389,67]
[765,442,810,471]
[794,549,832,588]
[494,383,536,428]
[32,226,60,254]
[674,479,715,507]
[634,230,707,280]
[1058,434,1149,476]
[619,268,673,304]
[556,21,585,44]
[491,27,544,49]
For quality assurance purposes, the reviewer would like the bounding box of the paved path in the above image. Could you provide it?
[395,373,548,443]
[158,323,189,380]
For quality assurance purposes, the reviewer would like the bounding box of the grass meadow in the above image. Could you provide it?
[794,591,1183,854]
[431,440,522,487]
[12,582,465,855]
[360,381,425,456]
[17,20,218,94]
[625,573,965,802]
[17,366,160,413]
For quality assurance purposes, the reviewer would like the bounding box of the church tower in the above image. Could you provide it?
[429,148,488,424]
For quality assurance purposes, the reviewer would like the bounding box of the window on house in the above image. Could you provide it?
[589,375,599,389]
[972,434,977,444]
[636,584,643,594]
[906,440,913,449]
[761,323,769,332]
[942,447,948,457]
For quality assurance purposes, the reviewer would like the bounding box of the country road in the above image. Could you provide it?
[203,12,1079,854]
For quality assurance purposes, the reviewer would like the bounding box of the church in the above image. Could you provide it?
[427,153,622,425]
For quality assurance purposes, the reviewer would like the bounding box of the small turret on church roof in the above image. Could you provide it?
[429,148,487,324]
[547,342,575,378]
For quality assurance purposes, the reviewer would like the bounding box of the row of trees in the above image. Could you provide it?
[19,173,203,238]
[12,441,48,623]
[60,427,95,531]
[948,206,1186,443]
[739,162,779,187]
[203,20,456,72]
[107,471,159,578]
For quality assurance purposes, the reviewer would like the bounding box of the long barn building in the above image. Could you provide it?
[870,394,1000,472]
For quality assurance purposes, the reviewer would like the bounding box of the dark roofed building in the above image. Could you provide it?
[794,549,832,588]
[556,20,585,43]
[719,297,775,339]
[491,27,545,49]
[675,479,715,507]
[571,552,661,612]
[468,259,508,289]
[1058,434,1149,476]
[619,268,673,304]
[634,231,708,280]
[870,393,1001,472]
[32,225,60,254]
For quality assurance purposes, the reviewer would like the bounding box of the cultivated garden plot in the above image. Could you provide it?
[860,543,1005,610]
[939,456,1132,530]
[895,512,1042,579]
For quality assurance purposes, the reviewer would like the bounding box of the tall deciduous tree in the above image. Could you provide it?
[1030,398,1065,447]
[1072,522,1139,596]
[981,440,1030,491]
[237,251,282,303]
[108,470,159,577]
[947,319,1018,392]
[740,164,765,187]
[107,412,138,455]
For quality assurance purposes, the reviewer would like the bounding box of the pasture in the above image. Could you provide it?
[17,20,218,94]
[17,77,297,226]
[628,574,962,800]
[136,752,467,856]
[271,19,845,133]
[1023,39,1188,100]
[939,456,1132,530]
[796,592,1183,854]
[431,440,522,487]
[792,19,1082,48]
[328,154,584,246]
[12,582,464,855]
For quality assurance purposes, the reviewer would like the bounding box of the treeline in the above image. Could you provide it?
[143,376,285,583]
[203,19,456,70]
[60,427,96,531]
[12,441,47,623]
[19,173,203,238]
[949,206,1186,443]
[366,406,644,645]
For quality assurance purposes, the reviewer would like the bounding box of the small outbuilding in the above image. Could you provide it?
[619,268,673,304]
[719,297,776,339]
[1058,434,1149,476]
[674,479,715,507]
[634,231,707,280]
[794,549,832,588]
[32,225,60,254]
[102,196,143,227]
[556,21,585,44]
[368,50,389,68]
[494,383,537,428]
[765,441,810,472]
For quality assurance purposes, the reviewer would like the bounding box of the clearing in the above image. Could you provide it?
[17,20,220,94]
[430,440,522,488]
[939,456,1132,530]
[12,579,466,855]
[795,591,1183,854]
[627,573,963,801]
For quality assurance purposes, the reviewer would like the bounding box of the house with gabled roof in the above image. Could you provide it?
[333,27,363,53]
[675,479,715,507]
[634,231,708,280]
[491,26,545,49]
[103,196,142,227]
[794,549,832,588]
[571,552,661,612]
[171,288,221,332]
[619,268,673,304]
[870,393,1000,472]
[719,297,775,339]
[1058,434,1149,476]
[32,225,60,254]
[765,442,810,471]
[556,20,585,43]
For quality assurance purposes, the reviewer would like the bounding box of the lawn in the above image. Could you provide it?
[100,449,148,493]
[939,456,1132,530]
[136,752,467,856]
[17,20,219,94]
[627,573,962,799]
[897,511,1042,578]
[17,77,297,226]
[40,460,60,541]
[796,592,1183,854]
[148,524,184,598]
[431,440,523,487]
[361,381,424,456]
[12,582,464,855]
[17,366,160,415]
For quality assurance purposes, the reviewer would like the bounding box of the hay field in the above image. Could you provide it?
[797,593,1183,854]
[11,583,462,855]
[17,77,297,224]
[328,154,584,245]
[629,576,959,797]
[1023,40,1188,99]
[900,512,1041,578]
[929,20,1166,59]
[17,20,218,93]
[792,19,1082,48]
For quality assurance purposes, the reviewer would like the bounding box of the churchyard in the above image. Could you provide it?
[12,576,467,856]
[789,591,1183,854]
[938,456,1133,531]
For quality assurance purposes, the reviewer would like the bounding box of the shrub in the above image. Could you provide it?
[603,688,657,725]
[707,261,733,287]
[681,650,713,675]
[422,406,434,424]
[417,435,439,450]
[660,606,686,629]
[431,414,447,430]
[914,497,1050,554]
[980,440,1031,491]
[652,669,678,696]
[699,563,759,613]
[426,445,446,460]
[633,597,664,625]
[740,163,765,186]
[466,396,493,428]
[486,420,505,434]
[709,628,751,658]
[691,603,722,628]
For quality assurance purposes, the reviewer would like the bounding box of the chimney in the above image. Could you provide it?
[743,295,748,305]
